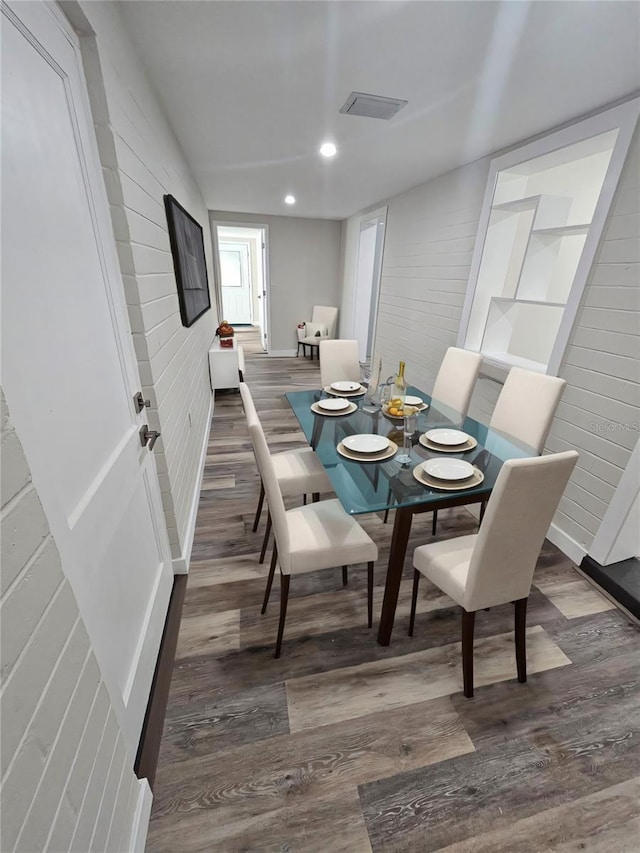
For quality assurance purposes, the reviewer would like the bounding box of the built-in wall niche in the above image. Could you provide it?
[459,100,639,374]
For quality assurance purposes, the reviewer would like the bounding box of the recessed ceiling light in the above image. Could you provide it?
[319,142,337,158]
[284,194,296,205]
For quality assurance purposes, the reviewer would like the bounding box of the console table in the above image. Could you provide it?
[209,339,244,390]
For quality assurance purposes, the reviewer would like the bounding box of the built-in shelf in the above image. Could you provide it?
[531,224,590,236]
[459,105,639,373]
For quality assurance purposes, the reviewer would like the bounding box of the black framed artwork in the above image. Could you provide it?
[164,194,211,327]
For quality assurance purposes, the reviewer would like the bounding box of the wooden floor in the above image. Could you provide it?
[147,329,640,852]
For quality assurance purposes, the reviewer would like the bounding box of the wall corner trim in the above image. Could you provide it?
[129,778,153,853]
[172,392,213,575]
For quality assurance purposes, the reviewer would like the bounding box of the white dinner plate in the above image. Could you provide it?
[423,458,475,481]
[404,395,424,407]
[331,380,361,392]
[424,428,469,447]
[317,397,350,411]
[342,434,389,454]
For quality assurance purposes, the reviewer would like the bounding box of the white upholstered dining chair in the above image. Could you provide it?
[411,450,578,698]
[490,367,567,454]
[240,383,333,564]
[432,362,566,535]
[297,305,339,357]
[319,339,361,388]
[430,347,483,420]
[246,404,378,657]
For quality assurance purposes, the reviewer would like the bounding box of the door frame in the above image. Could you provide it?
[352,206,387,361]
[212,220,271,352]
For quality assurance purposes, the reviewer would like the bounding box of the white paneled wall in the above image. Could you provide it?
[1,392,146,853]
[373,158,489,386]
[546,126,640,555]
[361,113,639,563]
[78,2,216,567]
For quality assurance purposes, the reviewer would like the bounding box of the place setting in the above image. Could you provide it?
[323,380,367,397]
[412,457,484,490]
[419,427,478,453]
[336,433,398,462]
[310,396,358,417]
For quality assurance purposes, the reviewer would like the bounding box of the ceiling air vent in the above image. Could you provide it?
[340,91,408,120]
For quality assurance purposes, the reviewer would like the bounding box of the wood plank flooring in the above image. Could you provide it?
[147,329,640,852]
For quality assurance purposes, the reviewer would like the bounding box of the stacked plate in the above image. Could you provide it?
[310,397,357,417]
[419,428,477,453]
[325,380,366,397]
[337,433,397,462]
[413,457,484,490]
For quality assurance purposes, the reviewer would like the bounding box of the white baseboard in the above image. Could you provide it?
[129,778,153,853]
[267,349,298,357]
[172,393,213,575]
[546,520,587,566]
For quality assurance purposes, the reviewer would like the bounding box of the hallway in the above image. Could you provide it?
[146,330,639,852]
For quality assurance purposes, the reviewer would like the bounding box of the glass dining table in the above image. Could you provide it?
[285,385,535,645]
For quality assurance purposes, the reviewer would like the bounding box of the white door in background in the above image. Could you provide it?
[353,214,387,361]
[258,231,268,351]
[220,242,252,324]
[1,0,173,756]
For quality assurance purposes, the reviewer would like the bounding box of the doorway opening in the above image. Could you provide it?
[353,210,387,362]
[214,224,269,351]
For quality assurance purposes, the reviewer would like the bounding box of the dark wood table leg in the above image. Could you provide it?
[377,506,414,645]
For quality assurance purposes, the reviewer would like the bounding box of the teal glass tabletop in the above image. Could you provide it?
[285,386,535,515]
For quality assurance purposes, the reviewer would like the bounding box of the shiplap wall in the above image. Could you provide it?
[1,391,145,853]
[78,2,216,567]
[364,118,639,559]
[546,127,640,553]
[373,158,489,385]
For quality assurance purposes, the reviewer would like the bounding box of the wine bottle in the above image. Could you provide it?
[392,360,407,409]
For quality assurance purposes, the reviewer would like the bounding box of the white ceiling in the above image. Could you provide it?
[119,1,640,220]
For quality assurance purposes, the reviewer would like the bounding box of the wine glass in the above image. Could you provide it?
[397,409,418,464]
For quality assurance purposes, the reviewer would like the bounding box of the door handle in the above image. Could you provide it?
[139,425,161,450]
[134,391,151,413]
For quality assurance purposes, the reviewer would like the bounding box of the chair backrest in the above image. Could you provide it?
[464,450,578,611]
[240,383,292,571]
[319,339,361,387]
[490,368,566,454]
[312,306,339,339]
[239,380,258,423]
[431,347,483,419]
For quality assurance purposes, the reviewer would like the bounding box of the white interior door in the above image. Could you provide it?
[1,0,173,756]
[219,242,252,323]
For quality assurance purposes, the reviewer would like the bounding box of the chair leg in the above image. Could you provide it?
[479,499,487,527]
[342,565,348,586]
[312,492,320,502]
[303,494,307,505]
[261,543,278,614]
[383,487,392,523]
[252,482,265,532]
[408,569,420,637]
[432,509,438,536]
[461,608,476,698]
[514,597,528,683]
[274,572,291,658]
[367,562,374,629]
[259,511,272,564]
